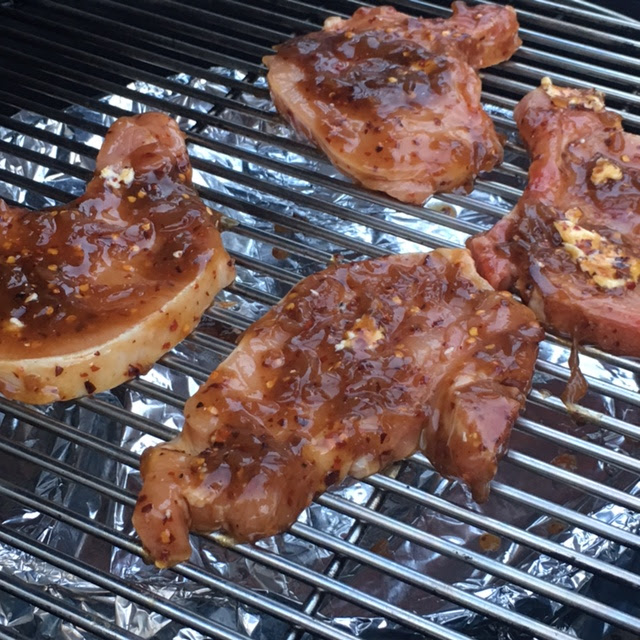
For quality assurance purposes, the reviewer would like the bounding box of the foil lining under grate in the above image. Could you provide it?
[0,1,639,639]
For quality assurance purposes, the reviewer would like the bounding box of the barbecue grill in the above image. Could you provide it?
[0,1,639,638]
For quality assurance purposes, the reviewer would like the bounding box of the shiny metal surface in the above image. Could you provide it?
[0,1,638,639]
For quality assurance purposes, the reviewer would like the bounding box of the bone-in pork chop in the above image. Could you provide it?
[468,78,640,356]
[264,2,521,204]
[133,249,542,568]
[0,113,235,404]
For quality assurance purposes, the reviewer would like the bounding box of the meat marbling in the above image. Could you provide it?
[468,78,640,357]
[134,248,542,568]
[264,2,521,204]
[0,113,235,404]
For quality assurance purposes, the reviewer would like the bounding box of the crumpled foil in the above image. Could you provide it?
[0,57,639,640]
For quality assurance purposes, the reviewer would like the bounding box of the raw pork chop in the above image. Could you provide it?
[264,2,521,203]
[469,78,640,356]
[134,249,541,567]
[0,113,235,403]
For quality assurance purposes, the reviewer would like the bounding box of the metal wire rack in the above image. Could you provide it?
[0,0,639,638]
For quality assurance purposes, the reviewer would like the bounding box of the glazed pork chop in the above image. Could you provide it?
[468,78,640,356]
[133,249,542,568]
[264,2,521,204]
[0,113,235,404]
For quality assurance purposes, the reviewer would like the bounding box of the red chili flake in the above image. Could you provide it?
[90,365,100,372]
[162,342,171,350]
[169,320,178,332]
[325,470,339,485]
[127,365,141,377]
[141,504,153,513]
[84,381,96,394]
[54,366,63,377]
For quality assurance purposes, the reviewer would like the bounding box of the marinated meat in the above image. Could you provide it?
[0,113,235,404]
[264,2,521,204]
[468,78,640,356]
[133,249,542,568]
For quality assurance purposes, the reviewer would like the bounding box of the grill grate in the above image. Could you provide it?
[0,1,639,639]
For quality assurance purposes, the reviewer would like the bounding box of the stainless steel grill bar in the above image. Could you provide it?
[291,521,578,640]
[528,390,640,442]
[490,478,640,549]
[514,0,640,26]
[229,281,281,305]
[0,570,138,640]
[505,452,640,512]
[75,380,640,593]
[0,438,471,640]
[12,0,263,76]
[3,352,637,637]
[536,360,640,408]
[0,478,577,640]
[500,60,640,108]
[0,40,479,236]
[59,0,274,61]
[516,416,640,475]
[1,1,639,638]
[367,471,640,554]
[1,344,636,640]
[0,627,30,640]
[72,0,640,119]
[387,0,640,47]
[0,483,364,640]
[0,526,255,640]
[0,398,139,468]
[127,372,640,552]
[314,493,640,628]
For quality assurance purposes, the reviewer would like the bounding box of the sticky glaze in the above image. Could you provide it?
[264,3,520,204]
[0,113,227,359]
[0,113,235,404]
[133,249,542,567]
[468,79,640,357]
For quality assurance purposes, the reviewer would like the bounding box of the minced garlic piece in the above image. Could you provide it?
[540,77,605,112]
[335,315,385,352]
[323,16,343,30]
[564,207,583,224]
[590,158,623,186]
[554,217,640,289]
[100,165,135,189]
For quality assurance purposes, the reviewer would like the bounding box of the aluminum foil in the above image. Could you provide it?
[0,57,638,640]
